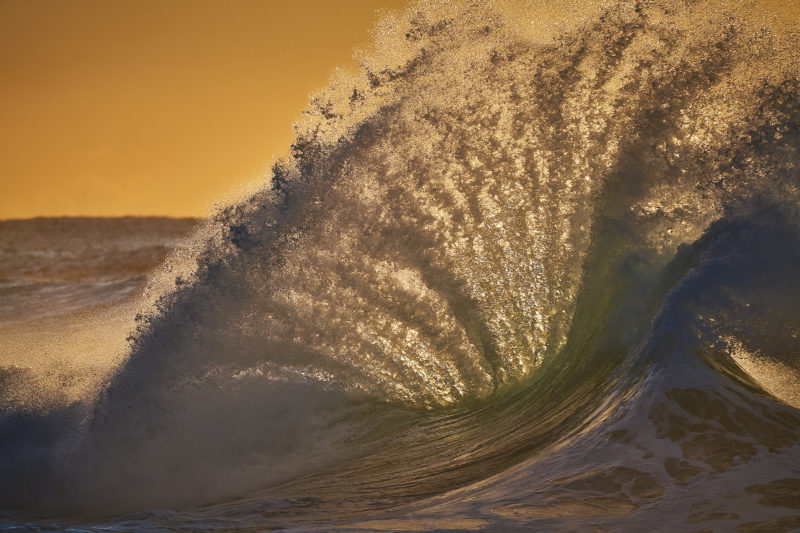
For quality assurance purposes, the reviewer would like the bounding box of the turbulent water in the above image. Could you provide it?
[2,0,800,530]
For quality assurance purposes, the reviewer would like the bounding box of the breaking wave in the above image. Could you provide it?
[2,0,799,530]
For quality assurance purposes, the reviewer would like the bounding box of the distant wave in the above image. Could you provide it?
[1,1,799,530]
[0,217,198,282]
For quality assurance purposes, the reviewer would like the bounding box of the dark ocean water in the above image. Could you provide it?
[2,1,800,531]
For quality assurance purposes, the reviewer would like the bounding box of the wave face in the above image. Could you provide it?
[2,0,800,530]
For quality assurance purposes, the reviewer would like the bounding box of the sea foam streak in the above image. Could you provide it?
[1,0,799,530]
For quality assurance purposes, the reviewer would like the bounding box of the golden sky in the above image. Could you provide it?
[2,0,795,219]
[0,0,408,219]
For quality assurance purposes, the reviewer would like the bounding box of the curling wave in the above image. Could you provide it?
[2,0,799,530]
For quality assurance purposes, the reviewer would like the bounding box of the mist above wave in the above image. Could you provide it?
[126,0,799,406]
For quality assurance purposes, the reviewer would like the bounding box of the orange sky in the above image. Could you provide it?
[0,0,409,219]
[2,0,795,220]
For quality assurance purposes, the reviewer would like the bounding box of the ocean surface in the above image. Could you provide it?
[2,0,800,531]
